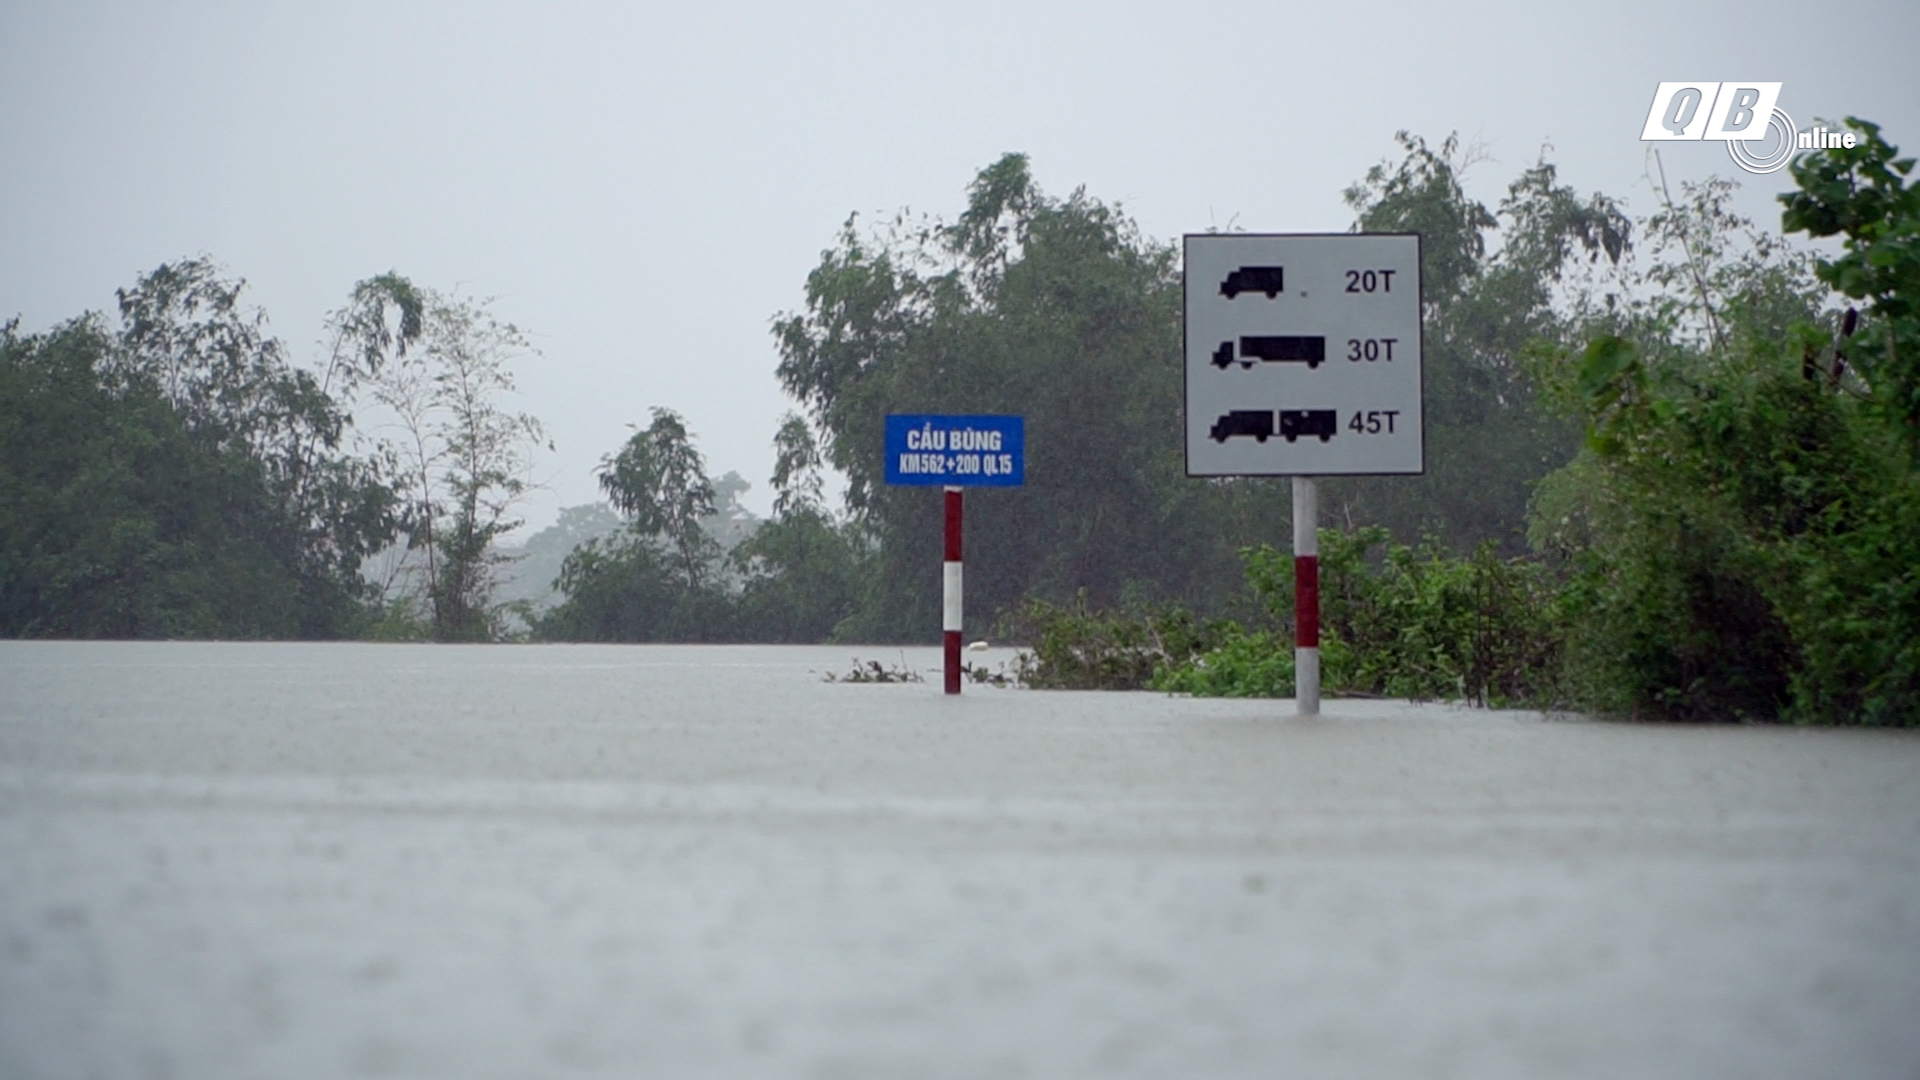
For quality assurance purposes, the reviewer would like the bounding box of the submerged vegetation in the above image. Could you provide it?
[1013,118,1919,726]
[1010,531,1565,708]
[820,655,926,684]
[5,118,1912,724]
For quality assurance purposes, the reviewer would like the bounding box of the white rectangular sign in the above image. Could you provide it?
[1185,233,1424,476]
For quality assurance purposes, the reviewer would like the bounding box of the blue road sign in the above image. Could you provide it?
[884,415,1024,487]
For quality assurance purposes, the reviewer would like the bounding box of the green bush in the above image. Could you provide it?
[1247,530,1565,705]
[1147,532,1564,706]
[1004,592,1230,690]
[1013,532,1565,706]
[1542,335,1918,723]
[1149,628,1299,698]
[1528,120,1920,725]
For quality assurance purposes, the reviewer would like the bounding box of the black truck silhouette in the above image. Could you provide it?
[1211,336,1327,370]
[1279,409,1338,442]
[1209,410,1275,443]
[1219,266,1285,299]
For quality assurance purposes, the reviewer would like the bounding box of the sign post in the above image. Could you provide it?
[885,414,1025,694]
[1184,233,1424,716]
[1292,476,1319,714]
[944,486,963,693]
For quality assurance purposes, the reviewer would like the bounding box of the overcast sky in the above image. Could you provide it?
[4,0,1915,531]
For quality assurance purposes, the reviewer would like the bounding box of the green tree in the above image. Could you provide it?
[1,260,398,637]
[776,153,1267,641]
[597,407,721,588]
[359,288,549,641]
[1780,118,1920,457]
[1531,120,1917,724]
[769,411,826,517]
[536,531,689,642]
[772,145,1629,641]
[538,408,742,642]
[729,413,864,641]
[1331,134,1629,550]
[114,259,401,630]
[728,507,862,642]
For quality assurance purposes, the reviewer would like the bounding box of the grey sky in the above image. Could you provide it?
[4,0,1915,531]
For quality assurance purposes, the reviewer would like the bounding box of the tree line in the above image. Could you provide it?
[537,134,1629,644]
[8,119,1912,723]
[2,263,546,640]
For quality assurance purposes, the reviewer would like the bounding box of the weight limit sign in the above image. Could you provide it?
[1184,233,1423,477]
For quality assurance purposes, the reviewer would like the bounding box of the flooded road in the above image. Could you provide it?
[3,641,1917,1078]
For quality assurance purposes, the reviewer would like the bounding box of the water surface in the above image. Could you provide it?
[3,642,1916,1078]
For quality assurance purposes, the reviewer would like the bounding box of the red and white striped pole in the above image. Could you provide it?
[1293,476,1320,716]
[944,485,963,695]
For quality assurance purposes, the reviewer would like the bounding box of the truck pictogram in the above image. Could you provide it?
[1279,409,1338,442]
[1211,336,1327,370]
[1209,410,1276,443]
[1219,266,1286,299]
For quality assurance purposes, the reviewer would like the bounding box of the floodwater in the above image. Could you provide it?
[2,641,1916,1079]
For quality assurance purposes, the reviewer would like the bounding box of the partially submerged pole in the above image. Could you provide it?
[1293,476,1320,716]
[944,485,963,695]
[883,414,1022,694]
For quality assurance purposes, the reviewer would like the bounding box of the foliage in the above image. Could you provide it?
[1326,134,1629,552]
[536,530,739,642]
[730,506,864,642]
[1780,118,1920,458]
[597,407,721,588]
[1528,119,1919,725]
[762,141,1631,647]
[775,154,1265,642]
[12,261,551,645]
[769,411,826,518]
[0,260,397,638]
[1269,532,1562,704]
[539,409,865,643]
[1140,530,1564,705]
[356,287,549,641]
[1541,335,1916,723]
[538,410,730,642]
[1004,593,1230,690]
[1150,628,1299,698]
[541,142,1639,648]
[527,140,1636,651]
[703,471,761,553]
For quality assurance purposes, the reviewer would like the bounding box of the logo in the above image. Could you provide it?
[1641,82,1803,174]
